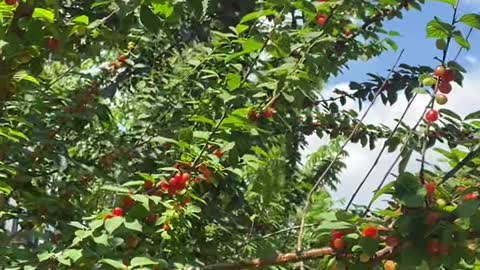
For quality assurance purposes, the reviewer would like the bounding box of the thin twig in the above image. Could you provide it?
[345,92,417,210]
[295,49,404,255]
[363,96,435,216]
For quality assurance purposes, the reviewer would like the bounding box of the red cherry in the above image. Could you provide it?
[424,182,436,196]
[438,82,452,94]
[439,243,449,256]
[442,69,454,82]
[426,239,440,256]
[463,193,478,201]
[361,226,378,239]
[425,109,439,123]
[123,194,135,209]
[385,236,399,247]
[214,149,224,159]
[5,0,16,6]
[424,212,439,226]
[248,110,258,121]
[331,230,344,239]
[112,207,123,217]
[316,14,327,26]
[47,37,59,51]
[332,238,345,250]
[144,214,158,225]
[262,108,274,119]
[433,66,446,78]
[118,55,127,63]
[144,180,153,190]
[159,182,169,192]
[126,236,137,249]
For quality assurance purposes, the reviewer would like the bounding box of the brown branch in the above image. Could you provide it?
[199,246,395,270]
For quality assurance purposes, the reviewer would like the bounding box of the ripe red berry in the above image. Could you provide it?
[47,37,59,51]
[426,239,440,256]
[316,14,327,26]
[331,230,344,240]
[112,207,123,217]
[123,194,135,209]
[463,193,478,201]
[424,182,436,196]
[262,108,274,119]
[433,66,446,78]
[214,149,224,159]
[181,173,190,183]
[126,236,137,249]
[424,212,439,226]
[144,180,153,190]
[248,110,258,121]
[425,109,439,123]
[439,243,449,256]
[384,260,396,270]
[438,82,452,94]
[332,238,345,250]
[361,226,378,239]
[159,182,169,192]
[442,69,454,82]
[118,55,127,63]
[385,236,399,247]
[5,0,16,6]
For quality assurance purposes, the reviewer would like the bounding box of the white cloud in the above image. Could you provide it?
[303,66,480,210]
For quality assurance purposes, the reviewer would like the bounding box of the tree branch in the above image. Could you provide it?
[440,146,480,184]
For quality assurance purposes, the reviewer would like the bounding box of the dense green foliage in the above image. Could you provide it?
[0,0,479,269]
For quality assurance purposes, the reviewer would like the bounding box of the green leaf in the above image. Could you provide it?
[92,233,109,245]
[452,31,470,49]
[130,257,157,267]
[455,201,480,218]
[140,5,161,34]
[152,3,174,18]
[242,38,263,53]
[101,185,130,193]
[369,181,395,206]
[459,14,480,29]
[465,110,480,120]
[190,116,215,126]
[13,71,40,86]
[99,259,126,269]
[37,251,54,262]
[63,249,83,262]
[426,17,453,39]
[393,172,425,208]
[398,149,412,174]
[124,219,143,232]
[240,10,275,24]
[104,216,123,234]
[428,0,456,7]
[439,108,462,121]
[226,73,241,91]
[72,15,89,25]
[32,8,55,23]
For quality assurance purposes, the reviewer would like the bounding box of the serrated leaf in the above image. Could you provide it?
[72,15,89,25]
[140,5,161,34]
[32,8,55,23]
[99,259,126,269]
[104,216,123,234]
[459,14,480,29]
[131,257,157,267]
[124,219,143,232]
[240,9,275,24]
[226,73,241,91]
[453,31,470,49]
[428,0,455,7]
[426,17,453,39]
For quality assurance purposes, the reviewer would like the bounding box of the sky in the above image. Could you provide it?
[302,1,480,210]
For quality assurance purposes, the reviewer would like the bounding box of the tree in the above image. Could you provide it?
[0,0,479,269]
